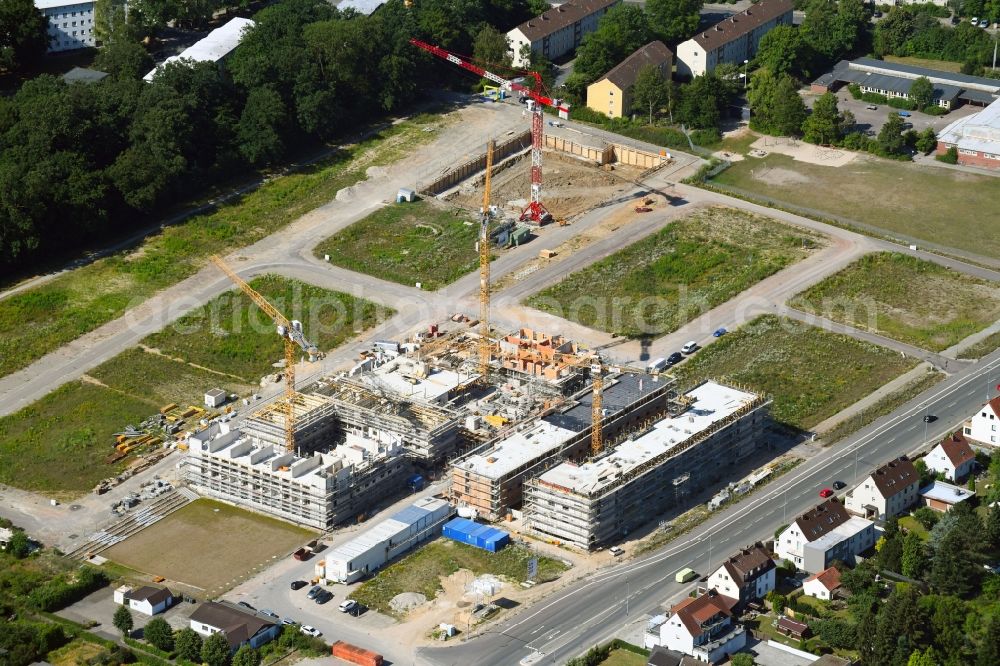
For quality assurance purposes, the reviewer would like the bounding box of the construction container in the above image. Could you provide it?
[331,641,383,666]
[407,474,425,492]
[442,517,510,552]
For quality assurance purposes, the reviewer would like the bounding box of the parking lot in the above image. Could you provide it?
[805,91,981,136]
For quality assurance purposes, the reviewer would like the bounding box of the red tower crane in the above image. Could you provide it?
[409,38,570,223]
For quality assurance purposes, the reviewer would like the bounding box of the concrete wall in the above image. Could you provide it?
[421,130,532,196]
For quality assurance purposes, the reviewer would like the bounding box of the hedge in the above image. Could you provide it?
[887,97,917,110]
[29,566,109,612]
[848,83,862,99]
[922,105,948,116]
[861,92,888,104]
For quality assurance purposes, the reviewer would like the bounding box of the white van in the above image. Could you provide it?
[681,341,699,354]
[647,358,667,373]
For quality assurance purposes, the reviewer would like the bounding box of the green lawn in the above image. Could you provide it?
[899,515,930,541]
[351,539,568,617]
[314,199,479,291]
[710,153,1000,260]
[142,275,385,382]
[883,55,963,73]
[790,253,1000,351]
[674,315,918,429]
[0,113,443,380]
[526,206,824,337]
[958,331,1000,360]
[600,649,648,666]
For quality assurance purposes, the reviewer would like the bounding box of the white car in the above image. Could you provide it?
[339,599,358,613]
[681,341,699,354]
[300,625,322,637]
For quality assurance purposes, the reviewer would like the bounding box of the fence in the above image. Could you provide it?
[420,130,532,196]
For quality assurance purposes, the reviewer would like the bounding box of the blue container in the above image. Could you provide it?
[442,517,510,552]
[407,474,425,492]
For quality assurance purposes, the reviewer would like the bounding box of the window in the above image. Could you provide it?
[960,148,978,155]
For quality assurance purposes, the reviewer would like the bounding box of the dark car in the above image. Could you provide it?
[667,352,684,366]
[237,601,256,611]
[713,327,727,337]
[306,585,322,599]
[923,414,937,423]
[832,481,846,490]
[314,591,333,605]
[290,580,307,591]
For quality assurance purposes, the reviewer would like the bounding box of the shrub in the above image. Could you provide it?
[566,644,612,666]
[29,566,109,611]
[861,92,888,104]
[935,146,958,164]
[812,619,857,649]
[914,506,941,529]
[841,131,875,152]
[848,83,862,99]
[140,618,174,653]
[691,128,722,146]
[888,97,918,110]
[922,105,948,116]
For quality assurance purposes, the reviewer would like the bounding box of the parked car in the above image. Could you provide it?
[315,590,334,604]
[281,617,296,626]
[306,585,322,599]
[300,625,322,637]
[259,609,279,620]
[666,352,684,366]
[872,9,882,17]
[290,580,307,591]
[609,546,625,556]
[819,488,834,498]
[865,104,878,110]
[980,19,989,27]
[713,327,727,337]
[898,111,911,117]
[237,601,256,611]
[971,16,979,24]
[681,341,699,354]
[339,599,358,613]
[832,481,846,490]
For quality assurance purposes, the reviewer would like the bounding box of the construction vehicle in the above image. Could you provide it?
[210,255,323,453]
[409,38,570,223]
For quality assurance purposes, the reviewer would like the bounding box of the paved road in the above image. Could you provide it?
[417,350,1000,666]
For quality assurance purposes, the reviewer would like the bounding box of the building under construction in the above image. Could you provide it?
[450,372,677,520]
[183,424,410,529]
[239,393,340,454]
[524,381,770,550]
[498,328,584,393]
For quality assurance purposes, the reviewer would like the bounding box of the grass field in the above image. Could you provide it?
[673,315,918,430]
[710,153,1000,260]
[883,55,963,73]
[0,276,378,496]
[47,639,106,666]
[819,368,945,444]
[526,206,824,337]
[104,499,314,593]
[142,275,385,382]
[958,331,1000,360]
[351,539,568,617]
[791,253,1000,351]
[314,199,479,290]
[899,515,930,541]
[600,649,648,666]
[0,113,444,380]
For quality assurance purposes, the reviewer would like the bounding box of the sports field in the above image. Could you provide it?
[103,499,314,595]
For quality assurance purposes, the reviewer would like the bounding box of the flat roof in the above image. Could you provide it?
[35,0,93,9]
[803,516,873,552]
[938,96,1000,152]
[458,420,578,480]
[920,480,976,504]
[850,56,1000,92]
[367,360,476,403]
[144,17,254,81]
[544,372,667,432]
[824,60,963,101]
[325,497,450,561]
[336,0,386,14]
[536,382,759,496]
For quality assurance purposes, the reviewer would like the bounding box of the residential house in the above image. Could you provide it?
[586,41,672,119]
[189,602,280,651]
[803,566,842,601]
[114,585,174,616]
[775,499,876,573]
[964,397,1000,446]
[507,0,620,68]
[845,457,920,520]
[35,0,96,53]
[705,542,775,606]
[920,481,976,513]
[925,431,977,482]
[655,589,746,663]
[646,647,702,666]
[674,0,793,78]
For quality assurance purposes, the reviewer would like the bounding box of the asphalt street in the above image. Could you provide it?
[417,350,1000,666]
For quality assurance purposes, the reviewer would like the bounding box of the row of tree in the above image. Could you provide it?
[873,4,997,73]
[0,0,544,272]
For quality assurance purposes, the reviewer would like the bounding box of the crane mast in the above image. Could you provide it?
[408,38,569,223]
[479,139,495,377]
[210,255,321,453]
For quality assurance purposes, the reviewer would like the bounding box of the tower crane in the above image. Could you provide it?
[478,139,495,377]
[210,255,321,453]
[408,38,570,223]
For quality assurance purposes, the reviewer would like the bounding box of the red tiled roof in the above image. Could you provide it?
[670,590,738,637]
[940,431,975,467]
[795,499,850,542]
[805,566,841,591]
[720,542,774,586]
[988,396,1000,417]
[870,457,918,498]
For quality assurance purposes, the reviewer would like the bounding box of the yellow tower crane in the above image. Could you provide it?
[210,255,321,453]
[478,139,496,378]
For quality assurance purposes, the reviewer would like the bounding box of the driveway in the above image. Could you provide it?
[806,91,980,136]
[57,588,198,638]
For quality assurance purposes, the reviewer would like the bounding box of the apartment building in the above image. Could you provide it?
[508,0,620,68]
[706,542,775,606]
[776,499,876,573]
[586,41,673,119]
[675,0,793,77]
[36,0,95,53]
[845,457,920,520]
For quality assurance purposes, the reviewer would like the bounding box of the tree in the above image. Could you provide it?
[909,76,934,109]
[676,73,731,130]
[632,63,669,124]
[748,70,807,136]
[901,532,928,579]
[646,0,702,43]
[872,587,925,666]
[175,628,203,662]
[93,38,154,80]
[7,530,30,558]
[915,127,937,154]
[472,25,510,70]
[803,92,842,144]
[873,7,916,58]
[237,85,288,165]
[232,645,261,666]
[755,25,808,79]
[930,529,977,596]
[143,617,174,652]
[730,654,755,666]
[914,506,941,530]
[566,4,653,94]
[926,595,967,659]
[201,632,231,666]
[113,605,134,638]
[978,614,1000,666]
[878,112,907,156]
[0,0,49,72]
[907,648,939,666]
